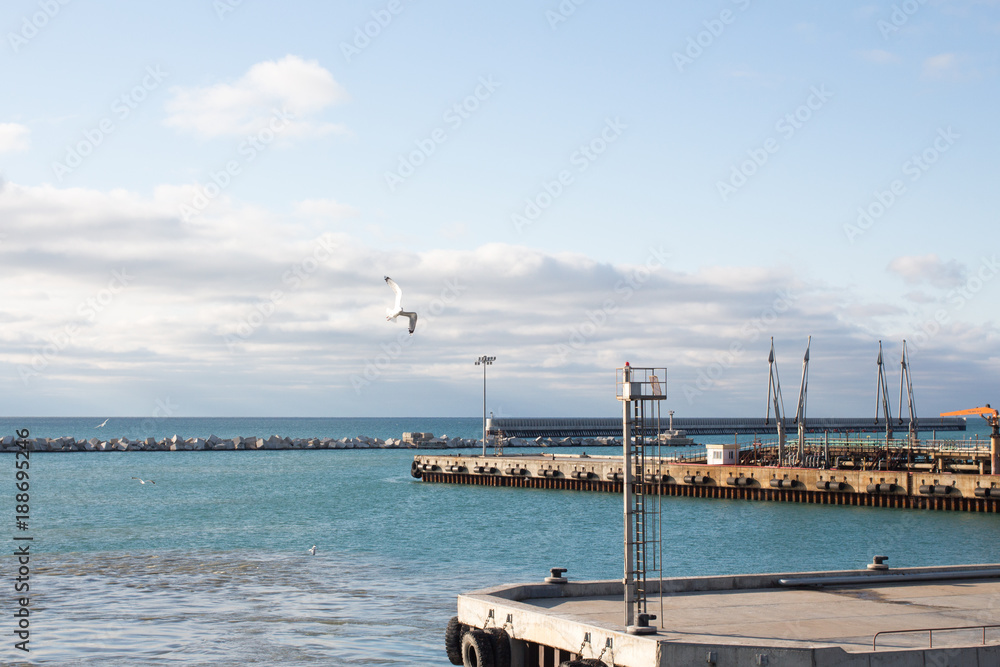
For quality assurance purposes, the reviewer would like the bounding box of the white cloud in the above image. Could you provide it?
[294,198,359,221]
[0,123,30,153]
[922,53,961,79]
[854,5,880,20]
[857,49,902,64]
[903,290,936,304]
[792,22,818,36]
[164,55,350,139]
[887,254,966,289]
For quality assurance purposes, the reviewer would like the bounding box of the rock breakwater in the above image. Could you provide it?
[0,433,623,452]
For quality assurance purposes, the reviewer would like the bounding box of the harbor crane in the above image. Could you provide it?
[940,405,999,432]
[765,338,787,463]
[874,341,893,440]
[940,405,1000,474]
[793,336,811,465]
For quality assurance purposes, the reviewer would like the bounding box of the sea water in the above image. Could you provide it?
[3,417,998,665]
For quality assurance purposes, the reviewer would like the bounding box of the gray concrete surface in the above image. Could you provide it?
[458,565,1000,666]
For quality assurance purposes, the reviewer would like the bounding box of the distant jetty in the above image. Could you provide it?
[0,431,624,453]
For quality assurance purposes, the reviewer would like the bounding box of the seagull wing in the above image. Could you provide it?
[402,311,418,335]
[384,276,403,311]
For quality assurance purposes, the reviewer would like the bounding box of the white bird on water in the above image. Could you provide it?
[95,418,110,428]
[131,477,155,485]
[308,545,317,555]
[384,276,417,335]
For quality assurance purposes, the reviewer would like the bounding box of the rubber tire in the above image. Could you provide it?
[485,627,511,667]
[461,628,495,667]
[579,660,606,666]
[411,460,422,478]
[445,616,464,665]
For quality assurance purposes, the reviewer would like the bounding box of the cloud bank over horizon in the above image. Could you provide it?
[1,178,995,419]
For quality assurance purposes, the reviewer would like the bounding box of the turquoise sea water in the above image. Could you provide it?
[3,417,998,665]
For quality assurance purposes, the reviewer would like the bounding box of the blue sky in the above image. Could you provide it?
[1,0,997,419]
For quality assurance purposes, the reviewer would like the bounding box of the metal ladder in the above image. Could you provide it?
[627,387,663,630]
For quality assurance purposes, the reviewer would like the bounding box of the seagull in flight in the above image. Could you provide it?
[384,276,418,335]
[308,545,317,555]
[96,418,110,428]
[131,477,155,485]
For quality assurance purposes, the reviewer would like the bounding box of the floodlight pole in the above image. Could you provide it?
[475,356,496,456]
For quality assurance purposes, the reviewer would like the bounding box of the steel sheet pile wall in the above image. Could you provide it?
[413,455,1000,512]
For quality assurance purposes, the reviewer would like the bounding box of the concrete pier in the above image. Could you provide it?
[455,563,1000,666]
[412,454,1000,512]
[487,416,967,438]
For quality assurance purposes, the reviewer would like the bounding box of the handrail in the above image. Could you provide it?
[873,624,1000,651]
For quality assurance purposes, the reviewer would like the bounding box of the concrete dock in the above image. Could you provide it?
[455,563,1000,666]
[413,453,1000,512]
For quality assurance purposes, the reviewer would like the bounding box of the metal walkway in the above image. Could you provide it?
[488,416,967,438]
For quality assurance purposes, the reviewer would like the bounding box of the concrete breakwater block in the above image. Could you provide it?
[1,432,624,452]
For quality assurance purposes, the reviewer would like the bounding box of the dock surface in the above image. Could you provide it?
[458,564,1000,666]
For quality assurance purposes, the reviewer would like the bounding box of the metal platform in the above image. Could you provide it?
[487,417,967,438]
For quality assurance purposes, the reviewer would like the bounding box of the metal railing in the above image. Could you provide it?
[657,435,993,470]
[873,624,1000,651]
[743,438,990,457]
